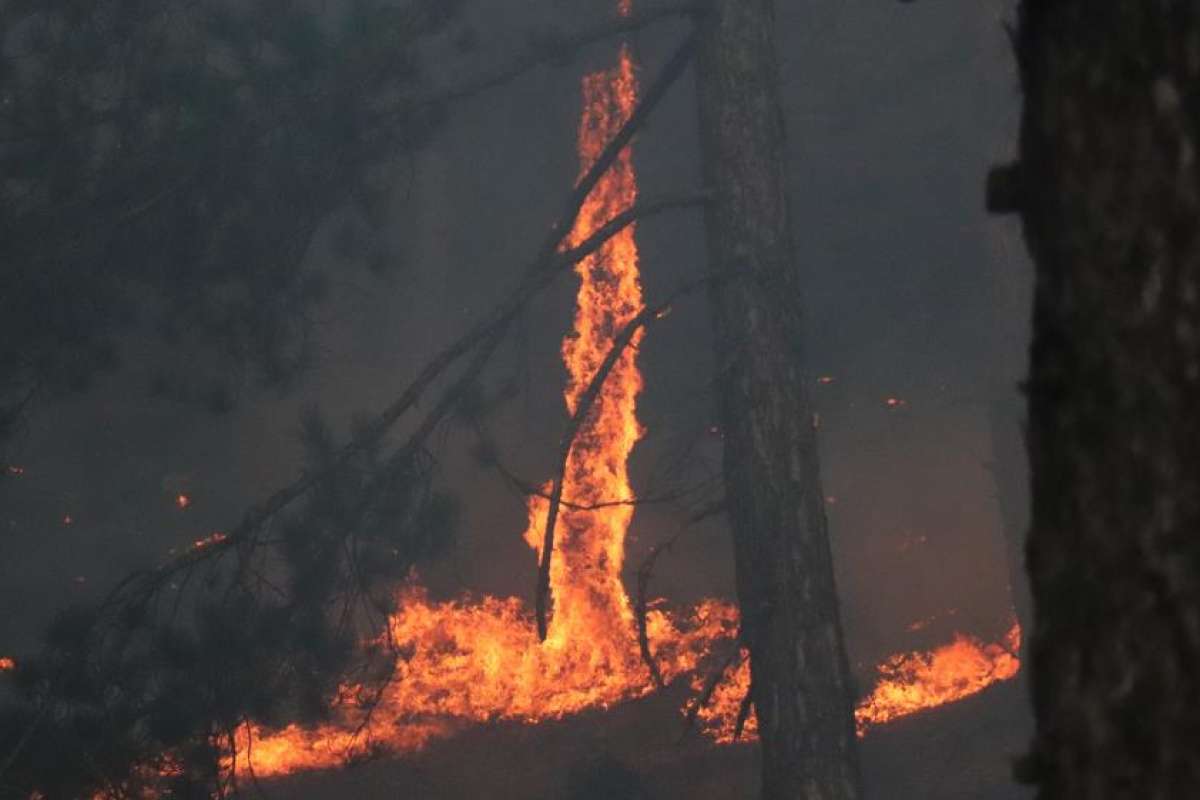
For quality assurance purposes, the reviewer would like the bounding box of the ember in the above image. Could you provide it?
[191,531,227,550]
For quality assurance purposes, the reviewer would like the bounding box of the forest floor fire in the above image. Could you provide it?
[224,28,1023,784]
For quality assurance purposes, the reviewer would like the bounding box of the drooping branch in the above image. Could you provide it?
[535,276,713,641]
[1,20,706,797]
[61,28,707,628]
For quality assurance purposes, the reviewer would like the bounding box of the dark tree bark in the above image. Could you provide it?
[1011,3,1200,797]
[693,2,862,798]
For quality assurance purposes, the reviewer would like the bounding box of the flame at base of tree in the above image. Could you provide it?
[692,619,1022,744]
[232,589,741,778]
[201,19,1024,788]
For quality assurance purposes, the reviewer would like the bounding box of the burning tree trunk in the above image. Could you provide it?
[1003,3,1200,796]
[693,2,862,798]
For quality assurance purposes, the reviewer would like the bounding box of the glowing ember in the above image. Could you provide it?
[885,397,907,408]
[191,531,227,550]
[62,514,73,526]
[175,493,191,510]
[0,656,15,672]
[6,465,24,476]
[817,376,836,385]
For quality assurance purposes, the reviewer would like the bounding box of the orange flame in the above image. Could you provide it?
[692,620,1021,743]
[0,656,14,672]
[854,619,1021,735]
[522,38,643,671]
[232,36,660,781]
[205,16,1023,785]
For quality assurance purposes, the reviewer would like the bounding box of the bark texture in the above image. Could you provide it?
[1016,3,1200,797]
[693,2,862,798]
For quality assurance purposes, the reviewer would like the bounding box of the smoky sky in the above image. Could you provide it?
[1,1,1032,797]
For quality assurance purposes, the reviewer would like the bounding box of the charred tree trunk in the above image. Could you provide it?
[693,2,862,798]
[1010,3,1200,797]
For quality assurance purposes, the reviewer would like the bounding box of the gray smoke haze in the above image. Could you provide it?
[0,1,1032,797]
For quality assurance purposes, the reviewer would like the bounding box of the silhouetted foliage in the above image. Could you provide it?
[0,0,463,452]
[0,408,456,798]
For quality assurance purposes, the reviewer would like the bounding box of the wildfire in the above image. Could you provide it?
[233,34,659,779]
[208,11,1024,784]
[522,34,643,673]
[856,620,1021,735]
[693,620,1022,743]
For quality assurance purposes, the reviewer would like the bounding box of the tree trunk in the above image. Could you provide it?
[693,3,862,798]
[1012,3,1200,797]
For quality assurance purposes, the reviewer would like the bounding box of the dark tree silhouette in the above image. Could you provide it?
[997,2,1200,796]
[0,0,467,450]
[694,1,862,798]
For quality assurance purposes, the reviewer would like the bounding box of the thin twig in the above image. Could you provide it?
[634,498,726,688]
